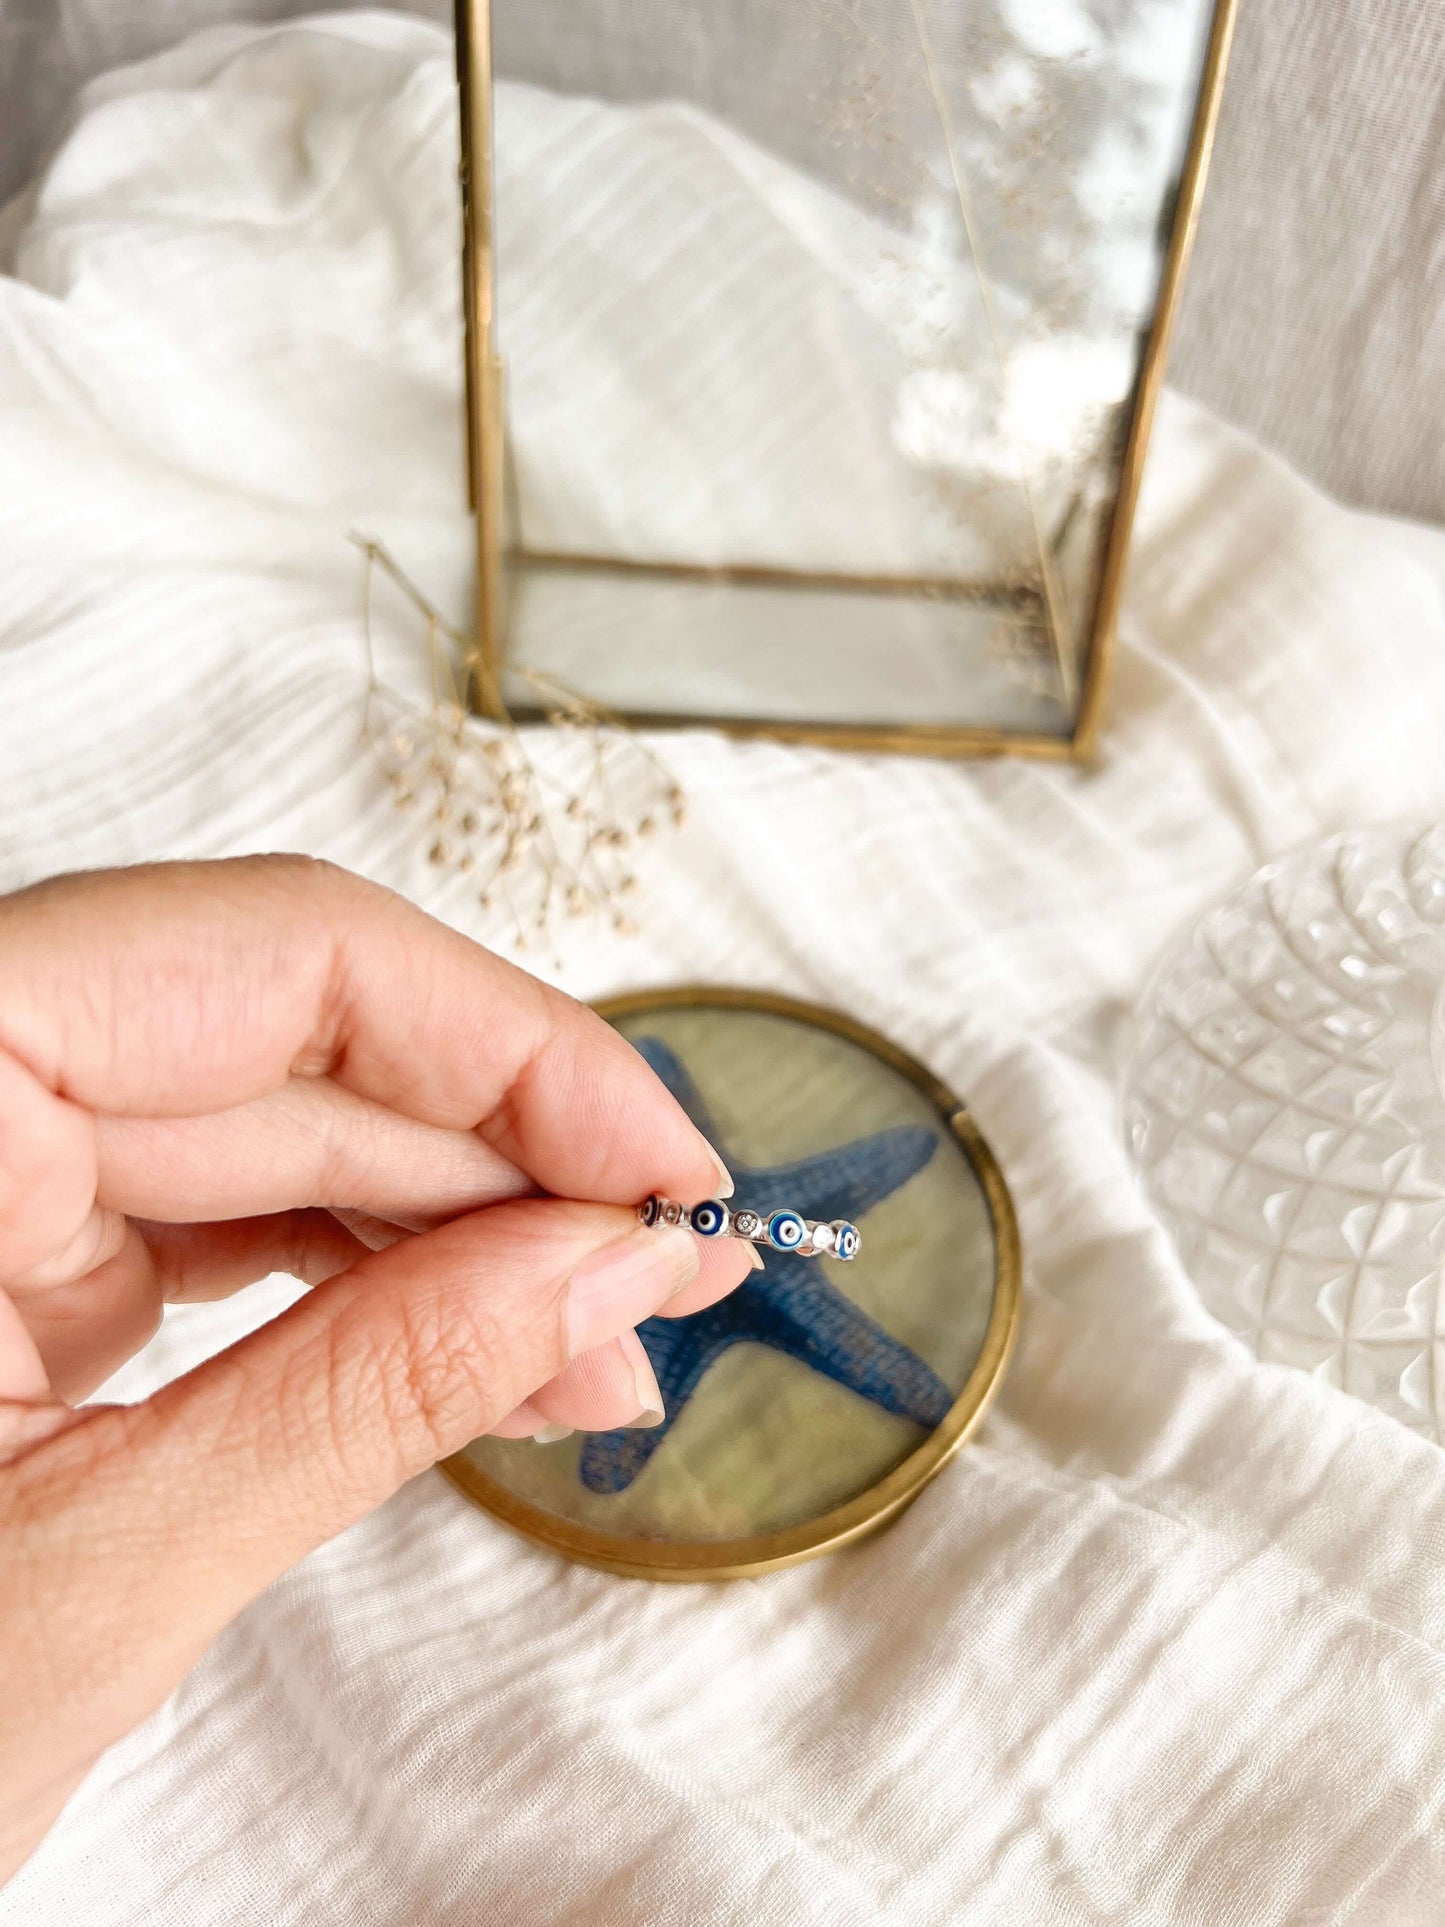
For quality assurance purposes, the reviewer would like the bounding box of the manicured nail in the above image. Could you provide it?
[566,1226,699,1359]
[532,1422,573,1445]
[746,1244,765,1272]
[620,1328,665,1430]
[705,1148,735,1198]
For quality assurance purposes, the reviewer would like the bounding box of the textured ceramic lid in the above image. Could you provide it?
[442,989,1019,1579]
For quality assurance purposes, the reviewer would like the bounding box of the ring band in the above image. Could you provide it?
[637,1195,861,1262]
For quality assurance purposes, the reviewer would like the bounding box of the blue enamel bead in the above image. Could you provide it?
[767,1209,808,1251]
[690,1198,730,1238]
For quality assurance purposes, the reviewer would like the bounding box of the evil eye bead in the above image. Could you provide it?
[690,1198,731,1238]
[832,1221,861,1261]
[638,1194,664,1228]
[768,1209,808,1251]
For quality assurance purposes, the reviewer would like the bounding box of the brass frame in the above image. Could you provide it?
[439,987,1022,1581]
[455,0,1237,759]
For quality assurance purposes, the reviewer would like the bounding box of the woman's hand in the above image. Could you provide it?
[0,858,751,1884]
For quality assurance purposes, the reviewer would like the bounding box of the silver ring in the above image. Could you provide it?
[636,1194,861,1261]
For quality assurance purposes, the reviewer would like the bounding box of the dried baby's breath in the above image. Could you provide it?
[355,536,686,958]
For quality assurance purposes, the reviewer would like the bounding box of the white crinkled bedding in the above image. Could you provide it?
[3,15,1445,1924]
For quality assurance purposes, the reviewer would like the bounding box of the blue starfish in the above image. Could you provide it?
[578,1037,951,1494]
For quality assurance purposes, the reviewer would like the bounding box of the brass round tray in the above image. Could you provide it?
[440,988,1020,1580]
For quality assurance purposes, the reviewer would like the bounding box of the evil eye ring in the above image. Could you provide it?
[635,1196,861,1262]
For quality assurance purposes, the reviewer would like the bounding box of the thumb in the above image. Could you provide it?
[5,1202,698,1810]
[139,1200,697,1592]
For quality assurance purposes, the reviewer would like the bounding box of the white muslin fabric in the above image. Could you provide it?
[2,14,1445,1924]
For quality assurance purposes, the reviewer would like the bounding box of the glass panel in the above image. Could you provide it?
[487,0,1219,736]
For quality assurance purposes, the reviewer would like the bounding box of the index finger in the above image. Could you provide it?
[0,858,729,1206]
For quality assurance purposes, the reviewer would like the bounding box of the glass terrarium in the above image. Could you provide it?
[459,0,1236,755]
[0,1,1232,761]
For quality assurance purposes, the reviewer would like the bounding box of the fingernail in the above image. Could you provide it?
[532,1422,573,1445]
[746,1244,765,1272]
[705,1148,734,1198]
[620,1328,665,1430]
[566,1226,699,1359]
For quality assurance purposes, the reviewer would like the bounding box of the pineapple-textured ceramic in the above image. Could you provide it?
[1124,824,1445,1437]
